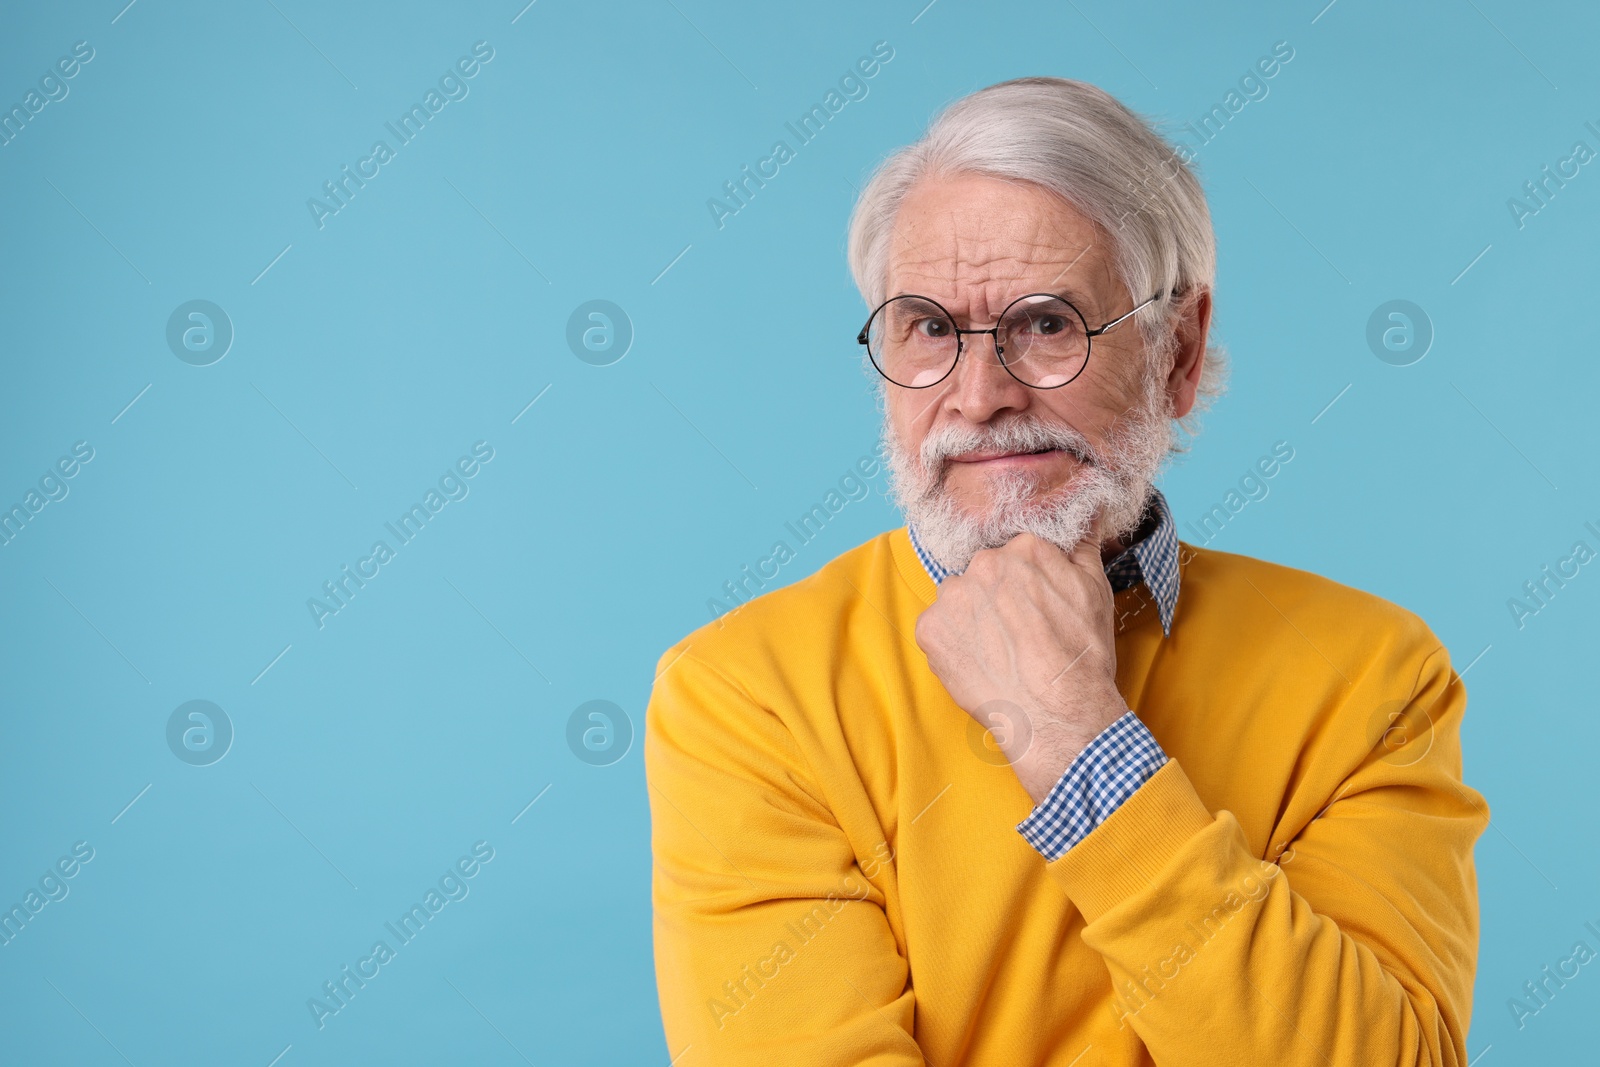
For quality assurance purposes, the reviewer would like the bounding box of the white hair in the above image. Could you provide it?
[846,76,1227,442]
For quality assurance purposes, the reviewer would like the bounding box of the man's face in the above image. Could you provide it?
[880,172,1180,571]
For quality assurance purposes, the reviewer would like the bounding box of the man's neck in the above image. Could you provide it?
[1097,491,1158,565]
[1099,537,1128,564]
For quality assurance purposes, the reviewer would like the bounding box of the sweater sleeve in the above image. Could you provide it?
[1044,641,1489,1066]
[644,645,926,1066]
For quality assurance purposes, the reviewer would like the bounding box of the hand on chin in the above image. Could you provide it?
[913,514,1130,804]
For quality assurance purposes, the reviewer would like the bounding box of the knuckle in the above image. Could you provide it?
[1014,531,1045,551]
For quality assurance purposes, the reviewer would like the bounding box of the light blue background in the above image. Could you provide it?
[2,1,1595,1063]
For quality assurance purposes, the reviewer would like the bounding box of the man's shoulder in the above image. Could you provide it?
[1178,540,1444,663]
[650,528,906,680]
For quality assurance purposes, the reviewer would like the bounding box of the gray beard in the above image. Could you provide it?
[883,375,1174,574]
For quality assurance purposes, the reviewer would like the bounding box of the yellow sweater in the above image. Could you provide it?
[646,528,1488,1066]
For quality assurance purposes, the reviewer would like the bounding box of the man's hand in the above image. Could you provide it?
[914,523,1130,804]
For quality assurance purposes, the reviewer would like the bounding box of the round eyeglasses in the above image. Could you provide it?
[857,290,1167,390]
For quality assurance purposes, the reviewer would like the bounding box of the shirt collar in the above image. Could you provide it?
[906,486,1181,636]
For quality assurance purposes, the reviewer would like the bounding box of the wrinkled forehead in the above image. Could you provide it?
[884,175,1118,324]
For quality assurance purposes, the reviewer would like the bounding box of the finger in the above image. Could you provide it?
[1068,509,1106,567]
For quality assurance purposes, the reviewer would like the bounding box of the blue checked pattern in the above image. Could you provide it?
[1015,710,1168,858]
[908,487,1180,859]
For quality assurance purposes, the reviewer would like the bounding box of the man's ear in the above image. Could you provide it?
[1166,287,1212,420]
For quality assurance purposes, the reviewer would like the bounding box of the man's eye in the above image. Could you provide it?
[915,318,950,338]
[1033,314,1065,335]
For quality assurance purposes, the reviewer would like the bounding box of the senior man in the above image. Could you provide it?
[645,77,1488,1066]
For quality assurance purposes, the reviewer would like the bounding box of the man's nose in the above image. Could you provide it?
[942,328,1031,423]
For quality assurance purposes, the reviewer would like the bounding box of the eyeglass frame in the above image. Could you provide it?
[856,288,1171,390]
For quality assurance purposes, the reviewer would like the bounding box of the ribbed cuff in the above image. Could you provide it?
[1044,757,1216,923]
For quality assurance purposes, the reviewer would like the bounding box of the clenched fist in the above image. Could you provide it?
[914,525,1130,804]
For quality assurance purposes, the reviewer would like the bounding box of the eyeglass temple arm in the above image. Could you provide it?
[1086,289,1171,338]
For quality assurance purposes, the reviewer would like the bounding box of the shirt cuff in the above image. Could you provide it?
[1016,711,1169,860]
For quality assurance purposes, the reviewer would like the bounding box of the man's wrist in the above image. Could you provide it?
[1013,696,1130,804]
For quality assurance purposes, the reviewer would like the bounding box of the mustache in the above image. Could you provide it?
[918,417,1099,475]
